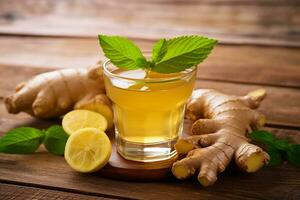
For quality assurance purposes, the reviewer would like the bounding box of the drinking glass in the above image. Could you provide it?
[103,57,196,162]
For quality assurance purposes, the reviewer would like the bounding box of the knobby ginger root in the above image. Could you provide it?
[172,89,270,187]
[5,62,113,128]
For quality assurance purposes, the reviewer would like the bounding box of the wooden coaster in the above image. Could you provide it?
[98,134,178,181]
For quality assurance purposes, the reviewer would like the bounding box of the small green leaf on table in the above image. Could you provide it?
[250,130,275,146]
[267,146,282,166]
[273,139,290,151]
[0,127,44,154]
[250,130,300,167]
[44,125,69,156]
[287,144,300,167]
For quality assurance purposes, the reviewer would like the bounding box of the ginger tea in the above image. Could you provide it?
[103,62,196,162]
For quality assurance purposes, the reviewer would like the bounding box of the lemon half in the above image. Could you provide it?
[64,128,112,172]
[62,110,108,135]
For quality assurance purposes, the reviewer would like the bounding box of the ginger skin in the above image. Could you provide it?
[172,89,270,187]
[4,62,113,128]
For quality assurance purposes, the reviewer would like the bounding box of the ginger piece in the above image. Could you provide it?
[75,94,114,129]
[172,89,270,187]
[4,62,113,127]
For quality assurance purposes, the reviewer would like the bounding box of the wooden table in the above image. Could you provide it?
[0,1,299,199]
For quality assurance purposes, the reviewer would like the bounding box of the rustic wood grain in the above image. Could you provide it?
[0,150,299,200]
[0,183,112,200]
[0,0,299,46]
[0,36,299,88]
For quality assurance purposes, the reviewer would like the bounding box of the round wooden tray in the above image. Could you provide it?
[98,134,178,181]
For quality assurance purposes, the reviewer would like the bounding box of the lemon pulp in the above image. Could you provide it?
[62,109,108,135]
[64,128,111,172]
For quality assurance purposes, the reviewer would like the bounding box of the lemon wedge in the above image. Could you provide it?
[64,128,111,172]
[62,110,108,135]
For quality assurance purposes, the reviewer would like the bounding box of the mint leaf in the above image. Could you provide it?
[287,144,300,167]
[250,130,276,146]
[267,146,282,166]
[152,36,217,73]
[44,125,69,156]
[98,35,145,70]
[273,139,290,151]
[98,35,217,73]
[0,127,44,154]
[250,130,290,151]
[135,57,151,69]
[152,39,167,63]
[250,130,300,167]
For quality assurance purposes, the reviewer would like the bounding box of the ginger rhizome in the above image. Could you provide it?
[4,62,113,128]
[172,89,270,187]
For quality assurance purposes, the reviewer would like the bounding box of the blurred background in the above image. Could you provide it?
[0,0,299,76]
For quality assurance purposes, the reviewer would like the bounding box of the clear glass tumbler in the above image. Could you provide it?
[103,59,196,162]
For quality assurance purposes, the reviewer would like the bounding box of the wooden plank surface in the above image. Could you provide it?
[0,0,299,46]
[0,183,112,200]
[0,138,299,200]
[1,36,300,88]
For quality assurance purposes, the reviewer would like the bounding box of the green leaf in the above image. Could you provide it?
[0,127,44,154]
[44,125,69,156]
[273,139,290,151]
[250,130,300,167]
[152,36,217,73]
[287,144,300,167]
[98,35,145,70]
[152,39,167,63]
[250,130,276,146]
[267,146,282,166]
[135,57,151,69]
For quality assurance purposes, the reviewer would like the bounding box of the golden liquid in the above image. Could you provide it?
[104,69,196,144]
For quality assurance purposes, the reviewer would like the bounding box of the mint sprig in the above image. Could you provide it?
[153,36,217,73]
[152,39,167,63]
[99,35,147,70]
[250,130,300,167]
[98,35,217,73]
[0,125,69,156]
[0,127,44,154]
[267,146,282,166]
[44,125,69,156]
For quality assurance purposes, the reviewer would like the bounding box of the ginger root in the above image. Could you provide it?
[5,62,113,128]
[172,89,270,187]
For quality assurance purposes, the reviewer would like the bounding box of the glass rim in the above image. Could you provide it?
[102,57,197,83]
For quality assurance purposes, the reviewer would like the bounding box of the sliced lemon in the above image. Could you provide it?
[62,109,108,135]
[77,103,114,129]
[64,128,112,172]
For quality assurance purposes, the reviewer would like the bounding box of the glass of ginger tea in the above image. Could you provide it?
[103,56,196,162]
